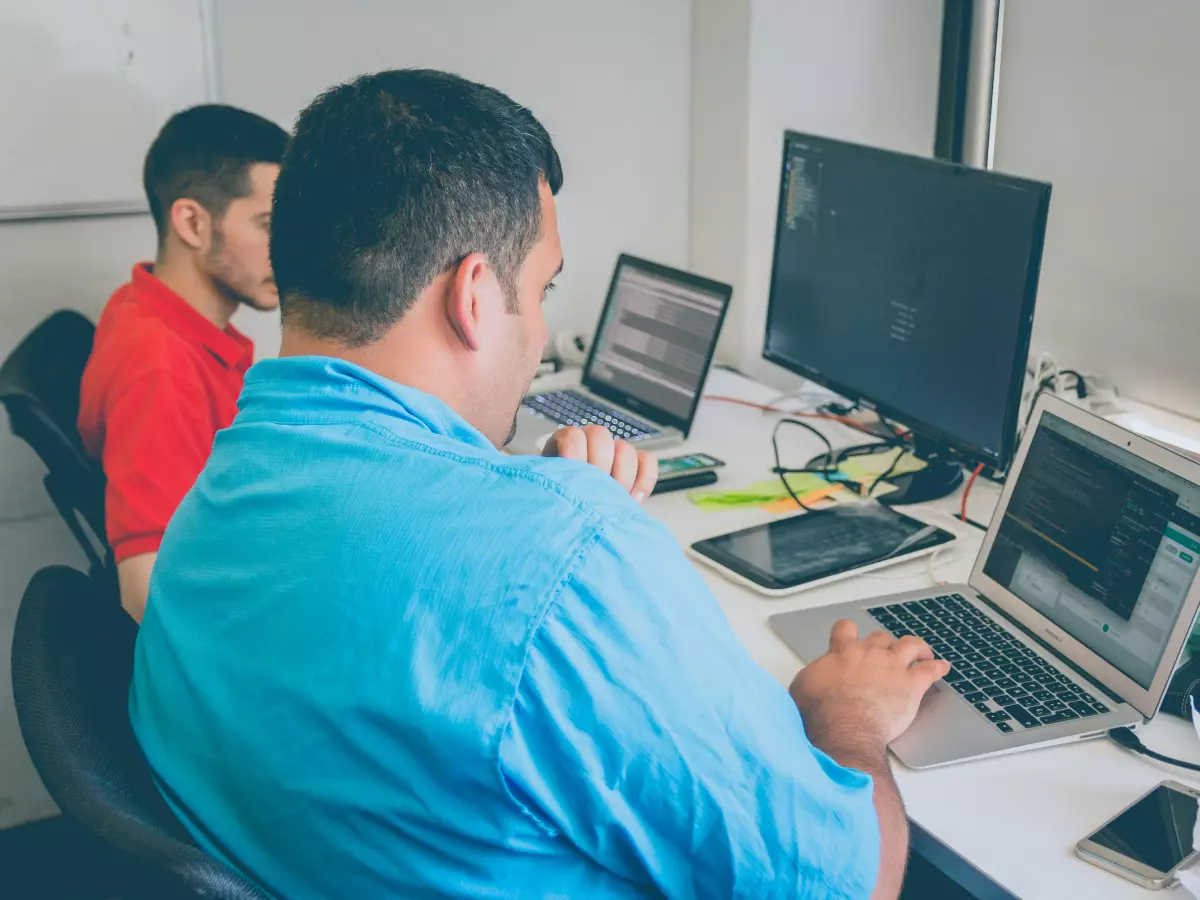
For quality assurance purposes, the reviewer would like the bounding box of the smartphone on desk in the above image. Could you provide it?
[651,453,725,496]
[657,453,724,480]
[1076,780,1200,890]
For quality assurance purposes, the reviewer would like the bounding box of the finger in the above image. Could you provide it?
[862,629,895,649]
[609,440,639,494]
[543,426,587,461]
[582,425,616,474]
[829,619,859,652]
[630,450,658,503]
[890,635,935,666]
[908,658,953,691]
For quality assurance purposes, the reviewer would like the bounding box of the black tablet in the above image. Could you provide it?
[690,504,956,596]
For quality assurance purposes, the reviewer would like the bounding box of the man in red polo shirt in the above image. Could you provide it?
[79,105,288,621]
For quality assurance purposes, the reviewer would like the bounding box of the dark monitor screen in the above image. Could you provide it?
[763,132,1051,468]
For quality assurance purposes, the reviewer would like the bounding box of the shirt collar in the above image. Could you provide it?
[238,356,497,452]
[129,263,255,373]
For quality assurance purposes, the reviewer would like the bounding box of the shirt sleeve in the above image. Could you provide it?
[498,510,880,900]
[101,371,217,562]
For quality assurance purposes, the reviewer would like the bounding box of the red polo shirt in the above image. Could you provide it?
[78,264,254,562]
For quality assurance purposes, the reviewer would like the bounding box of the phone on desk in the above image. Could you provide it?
[651,453,724,495]
[657,452,724,479]
[1076,780,1200,890]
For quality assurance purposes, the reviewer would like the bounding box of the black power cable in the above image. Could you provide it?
[772,412,913,511]
[867,411,913,497]
[866,447,907,499]
[1022,369,1091,436]
[1109,727,1200,774]
[771,418,839,512]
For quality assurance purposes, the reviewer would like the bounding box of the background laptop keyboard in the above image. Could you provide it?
[522,390,661,442]
[867,594,1110,734]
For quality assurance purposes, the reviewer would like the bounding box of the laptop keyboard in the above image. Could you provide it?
[522,390,661,442]
[867,594,1111,735]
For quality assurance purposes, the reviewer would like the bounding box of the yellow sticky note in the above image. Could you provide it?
[838,452,926,481]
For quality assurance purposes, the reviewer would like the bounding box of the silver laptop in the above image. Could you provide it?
[771,394,1200,768]
[508,254,732,456]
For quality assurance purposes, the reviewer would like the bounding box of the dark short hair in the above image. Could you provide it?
[143,104,288,244]
[271,69,564,346]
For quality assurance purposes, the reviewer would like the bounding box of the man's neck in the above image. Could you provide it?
[152,254,239,330]
[279,324,474,426]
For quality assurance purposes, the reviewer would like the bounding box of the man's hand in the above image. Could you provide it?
[542,425,658,502]
[790,621,950,900]
[790,620,950,748]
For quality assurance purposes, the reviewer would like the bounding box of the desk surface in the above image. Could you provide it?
[643,368,1200,900]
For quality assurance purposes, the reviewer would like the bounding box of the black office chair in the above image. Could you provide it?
[11,566,271,900]
[0,310,111,585]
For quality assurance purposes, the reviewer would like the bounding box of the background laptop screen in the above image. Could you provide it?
[585,264,727,421]
[984,413,1200,688]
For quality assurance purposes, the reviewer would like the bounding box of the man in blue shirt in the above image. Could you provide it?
[131,69,948,899]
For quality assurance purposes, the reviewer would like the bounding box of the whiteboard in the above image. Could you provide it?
[0,1,217,220]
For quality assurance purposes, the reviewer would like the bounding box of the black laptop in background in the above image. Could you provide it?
[508,254,732,455]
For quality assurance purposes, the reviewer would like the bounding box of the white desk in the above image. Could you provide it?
[647,368,1200,900]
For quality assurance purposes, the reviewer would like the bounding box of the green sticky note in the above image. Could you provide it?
[688,473,832,511]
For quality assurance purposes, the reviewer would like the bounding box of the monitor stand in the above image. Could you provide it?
[879,438,964,506]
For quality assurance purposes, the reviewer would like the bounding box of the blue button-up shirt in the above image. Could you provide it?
[130,357,879,899]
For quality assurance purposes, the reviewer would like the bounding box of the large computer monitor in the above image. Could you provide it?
[764,131,1052,503]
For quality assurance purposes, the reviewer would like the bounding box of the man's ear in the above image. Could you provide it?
[168,198,211,251]
[445,252,503,352]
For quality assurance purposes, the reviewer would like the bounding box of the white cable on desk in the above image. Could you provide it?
[851,544,972,588]
[925,544,973,586]
[763,385,839,411]
[1017,351,1059,442]
[926,545,946,585]
[853,507,983,588]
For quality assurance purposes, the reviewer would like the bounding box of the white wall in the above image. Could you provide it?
[688,0,753,341]
[0,215,155,356]
[691,0,944,386]
[218,0,693,357]
[0,1,694,362]
[992,0,1200,420]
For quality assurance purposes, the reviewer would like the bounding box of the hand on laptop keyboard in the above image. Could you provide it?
[867,594,1111,734]
[788,619,948,900]
[789,619,951,746]
[542,425,659,502]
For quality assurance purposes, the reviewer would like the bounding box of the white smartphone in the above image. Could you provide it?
[1076,779,1200,890]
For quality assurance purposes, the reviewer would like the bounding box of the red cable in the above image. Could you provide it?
[703,394,910,440]
[961,463,985,524]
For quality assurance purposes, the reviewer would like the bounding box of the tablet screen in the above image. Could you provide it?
[692,504,955,590]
